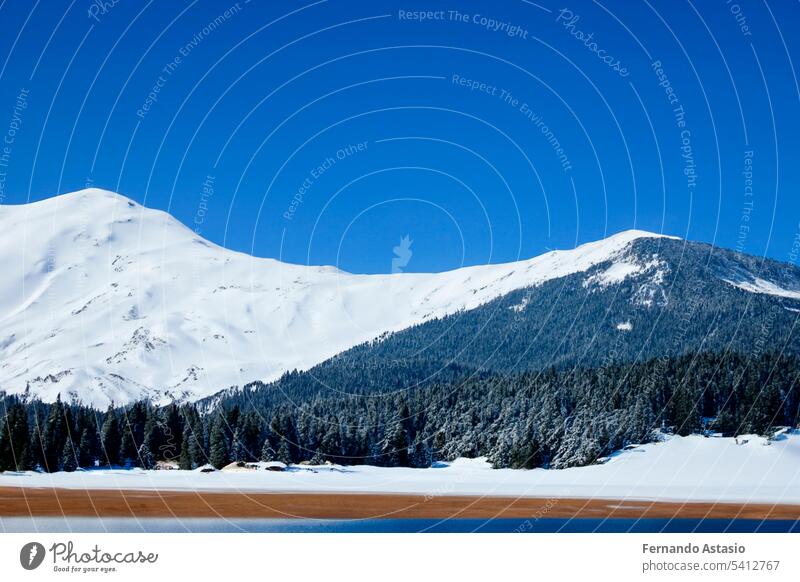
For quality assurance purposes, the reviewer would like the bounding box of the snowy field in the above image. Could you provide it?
[2,433,799,504]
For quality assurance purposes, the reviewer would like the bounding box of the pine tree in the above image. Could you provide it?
[0,410,11,472]
[711,406,737,436]
[42,395,66,472]
[260,438,276,462]
[137,442,155,469]
[209,415,229,469]
[179,422,195,470]
[320,422,341,463]
[276,439,292,465]
[230,428,244,462]
[60,439,78,472]
[409,437,433,468]
[20,437,35,471]
[489,433,514,469]
[78,427,97,468]
[100,406,120,466]
[158,403,182,463]
[178,406,204,469]
[381,421,409,467]
[309,449,325,465]
[119,429,136,468]
[671,382,701,436]
[551,409,599,469]
[0,402,32,472]
[29,403,46,470]
[239,413,263,461]
[141,411,159,466]
[627,395,654,445]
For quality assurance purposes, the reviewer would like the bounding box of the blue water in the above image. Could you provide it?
[2,517,798,533]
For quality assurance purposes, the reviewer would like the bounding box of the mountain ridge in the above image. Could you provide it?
[214,234,800,412]
[2,188,797,408]
[1,188,676,407]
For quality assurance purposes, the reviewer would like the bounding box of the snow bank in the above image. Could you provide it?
[2,433,799,504]
[724,277,800,301]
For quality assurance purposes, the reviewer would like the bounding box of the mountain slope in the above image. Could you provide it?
[337,234,800,372]
[217,236,800,410]
[0,189,675,407]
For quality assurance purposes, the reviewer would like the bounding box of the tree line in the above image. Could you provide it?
[1,350,798,473]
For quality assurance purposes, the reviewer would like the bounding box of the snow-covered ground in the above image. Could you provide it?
[0,188,675,407]
[2,433,799,503]
[724,277,800,301]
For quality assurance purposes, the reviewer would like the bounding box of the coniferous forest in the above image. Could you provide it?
[2,235,800,475]
[2,350,798,473]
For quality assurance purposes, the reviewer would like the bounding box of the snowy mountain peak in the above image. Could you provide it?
[2,188,150,230]
[5,187,134,208]
[39,187,137,205]
[0,190,679,407]
[599,228,679,243]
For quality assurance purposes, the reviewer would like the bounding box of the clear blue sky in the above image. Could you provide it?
[0,0,798,273]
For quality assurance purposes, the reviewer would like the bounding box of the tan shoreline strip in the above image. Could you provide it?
[1,488,799,520]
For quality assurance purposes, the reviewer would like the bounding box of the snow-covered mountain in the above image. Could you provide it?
[0,189,684,407]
